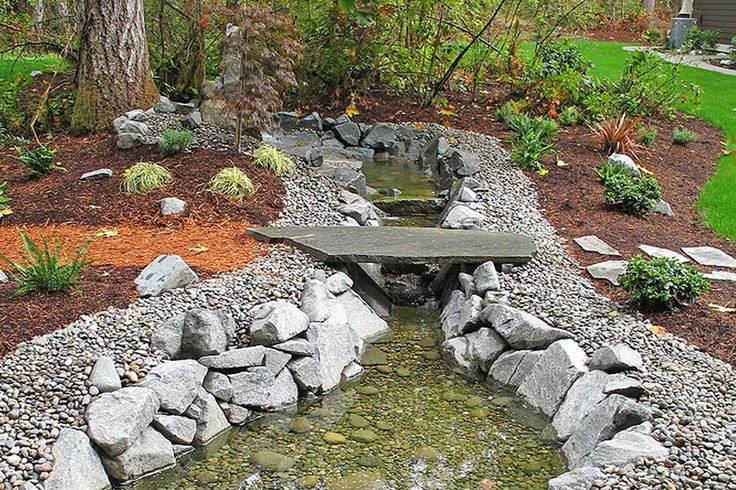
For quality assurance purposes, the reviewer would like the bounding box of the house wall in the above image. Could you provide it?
[695,0,736,43]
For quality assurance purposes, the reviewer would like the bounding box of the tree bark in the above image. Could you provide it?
[642,0,655,14]
[71,0,159,132]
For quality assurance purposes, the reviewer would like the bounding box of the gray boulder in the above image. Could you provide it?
[250,301,310,345]
[287,356,322,392]
[338,201,378,225]
[100,427,175,482]
[562,394,652,467]
[480,304,574,349]
[116,132,145,150]
[333,122,361,146]
[297,111,323,131]
[45,429,110,490]
[203,371,233,401]
[152,414,197,445]
[446,149,480,176]
[342,361,365,382]
[517,339,588,417]
[487,350,542,389]
[89,356,121,394]
[325,272,353,295]
[135,255,198,297]
[172,101,196,114]
[362,123,397,151]
[440,203,483,229]
[154,95,177,113]
[157,197,186,217]
[473,261,500,295]
[199,346,266,370]
[440,290,465,339]
[300,279,334,322]
[263,348,292,374]
[323,168,368,196]
[180,111,202,129]
[583,425,667,468]
[465,327,507,373]
[608,153,640,177]
[118,120,149,136]
[183,386,231,445]
[273,339,315,356]
[138,360,207,415]
[86,387,159,456]
[552,370,610,441]
[307,316,362,392]
[547,466,605,490]
[219,402,251,425]
[603,374,646,398]
[264,369,299,410]
[589,344,643,373]
[274,111,298,131]
[0,270,7,283]
[457,295,483,334]
[458,273,476,297]
[587,260,628,286]
[81,169,113,181]
[306,146,375,165]
[332,289,389,342]
[151,309,234,359]
[441,337,471,375]
[228,367,274,407]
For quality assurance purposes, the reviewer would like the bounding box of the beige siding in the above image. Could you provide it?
[695,0,736,43]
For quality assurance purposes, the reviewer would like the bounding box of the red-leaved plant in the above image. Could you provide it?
[591,113,644,161]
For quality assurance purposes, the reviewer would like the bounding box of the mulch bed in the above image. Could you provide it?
[338,91,735,366]
[0,133,285,226]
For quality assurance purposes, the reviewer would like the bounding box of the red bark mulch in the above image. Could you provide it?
[341,92,735,366]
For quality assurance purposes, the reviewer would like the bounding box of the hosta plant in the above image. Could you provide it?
[253,144,296,176]
[620,255,709,312]
[209,167,255,201]
[122,162,173,193]
[592,113,643,160]
[0,229,93,297]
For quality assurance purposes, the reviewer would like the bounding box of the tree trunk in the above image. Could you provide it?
[71,0,159,132]
[642,0,655,14]
[32,0,44,34]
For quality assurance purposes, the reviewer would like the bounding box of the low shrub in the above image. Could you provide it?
[619,255,709,312]
[159,128,192,156]
[122,162,173,193]
[604,174,661,217]
[506,114,558,171]
[637,127,657,146]
[558,106,580,126]
[0,181,12,218]
[683,28,720,54]
[496,101,520,124]
[672,127,698,145]
[13,144,62,179]
[595,160,632,183]
[642,28,662,45]
[209,167,255,201]
[253,144,296,176]
[592,113,643,160]
[0,229,92,297]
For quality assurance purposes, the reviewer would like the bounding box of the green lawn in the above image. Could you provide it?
[572,40,736,241]
[0,55,63,81]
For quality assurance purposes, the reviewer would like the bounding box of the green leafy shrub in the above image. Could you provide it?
[619,255,709,312]
[13,144,62,179]
[595,160,631,183]
[159,128,192,156]
[253,144,296,176]
[683,28,720,54]
[558,106,580,126]
[604,174,661,217]
[637,127,657,146]
[672,127,698,145]
[496,101,520,124]
[506,114,558,171]
[0,181,12,218]
[209,167,255,201]
[538,41,592,77]
[642,28,662,45]
[0,229,93,297]
[122,162,173,193]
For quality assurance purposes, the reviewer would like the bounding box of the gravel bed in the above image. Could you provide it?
[422,123,736,490]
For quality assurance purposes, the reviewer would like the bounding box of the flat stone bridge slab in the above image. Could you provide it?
[247,226,536,265]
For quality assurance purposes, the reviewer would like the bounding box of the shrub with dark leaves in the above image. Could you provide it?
[604,174,661,217]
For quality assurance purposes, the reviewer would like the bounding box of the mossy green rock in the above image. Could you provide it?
[375,420,393,431]
[465,395,485,407]
[311,407,332,418]
[348,414,371,428]
[331,472,383,490]
[196,470,219,484]
[251,451,294,472]
[290,416,312,433]
[395,367,411,377]
[376,365,393,374]
[415,447,441,461]
[324,432,347,444]
[442,390,467,402]
[351,429,378,443]
[422,350,441,360]
[491,396,514,407]
[357,454,383,468]
[356,385,380,395]
[470,407,490,418]
[362,346,389,366]
[299,475,319,488]
[418,337,436,349]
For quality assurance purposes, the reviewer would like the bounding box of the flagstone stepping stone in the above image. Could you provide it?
[574,235,620,256]
[704,270,736,282]
[682,246,736,268]
[586,260,628,286]
[638,245,689,263]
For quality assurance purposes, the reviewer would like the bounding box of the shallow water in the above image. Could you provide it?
[360,157,437,201]
[136,307,563,489]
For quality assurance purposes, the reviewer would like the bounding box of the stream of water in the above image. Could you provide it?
[136,307,563,490]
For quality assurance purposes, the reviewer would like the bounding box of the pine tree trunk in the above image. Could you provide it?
[642,0,656,15]
[71,0,159,132]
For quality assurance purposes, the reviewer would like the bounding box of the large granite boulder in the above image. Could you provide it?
[441,337,472,375]
[333,121,361,146]
[547,466,605,490]
[457,295,483,334]
[86,387,159,456]
[263,348,292,375]
[250,301,310,345]
[446,149,480,176]
[139,360,207,415]
[183,386,231,444]
[552,370,610,441]
[151,309,235,359]
[517,339,588,417]
[321,168,367,196]
[134,255,198,297]
[203,371,233,401]
[273,338,315,357]
[228,367,298,410]
[152,414,197,445]
[440,203,483,230]
[199,346,266,370]
[89,356,121,394]
[583,424,667,468]
[473,261,500,295]
[297,111,323,131]
[100,427,176,482]
[480,304,574,349]
[338,201,378,225]
[332,289,389,342]
[306,316,362,392]
[562,395,652,467]
[287,356,322,392]
[465,327,507,373]
[362,123,397,151]
[440,290,465,339]
[325,272,353,295]
[487,350,543,389]
[300,279,334,323]
[45,429,110,490]
[589,344,643,373]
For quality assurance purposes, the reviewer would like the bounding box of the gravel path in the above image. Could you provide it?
[1,122,734,489]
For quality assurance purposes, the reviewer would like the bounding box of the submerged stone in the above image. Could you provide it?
[324,432,348,444]
[290,416,312,434]
[348,414,371,428]
[362,346,389,366]
[351,429,378,443]
[251,451,295,472]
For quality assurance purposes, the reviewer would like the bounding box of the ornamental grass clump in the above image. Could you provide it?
[209,167,255,201]
[592,113,643,161]
[122,162,173,193]
[253,144,296,176]
[159,128,192,156]
[604,174,661,218]
[620,255,709,312]
[672,127,698,145]
[0,229,92,297]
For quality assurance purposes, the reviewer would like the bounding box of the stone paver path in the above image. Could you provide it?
[574,235,620,256]
[682,246,736,269]
[638,245,690,264]
[586,260,628,286]
[704,270,736,283]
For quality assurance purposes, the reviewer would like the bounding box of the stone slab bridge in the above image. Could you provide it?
[248,226,536,319]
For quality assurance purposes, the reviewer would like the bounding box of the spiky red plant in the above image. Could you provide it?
[592,113,644,161]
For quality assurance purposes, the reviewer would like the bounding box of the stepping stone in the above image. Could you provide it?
[574,235,620,256]
[704,270,736,283]
[638,245,689,263]
[586,261,627,286]
[682,246,736,269]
